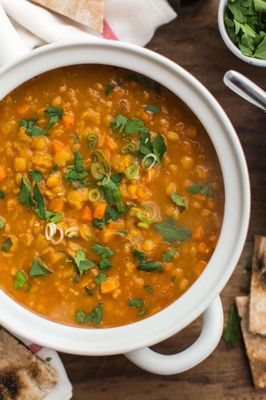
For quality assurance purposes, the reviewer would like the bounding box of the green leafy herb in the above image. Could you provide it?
[2,238,12,252]
[0,190,5,200]
[101,173,125,213]
[111,114,128,135]
[224,0,266,60]
[91,243,114,258]
[105,84,115,96]
[85,287,93,296]
[64,170,89,183]
[125,164,140,180]
[73,273,79,284]
[127,73,161,92]
[74,249,95,275]
[29,259,51,277]
[132,249,147,262]
[154,218,191,243]
[74,152,83,173]
[96,273,107,285]
[162,248,176,262]
[137,261,163,272]
[223,303,241,347]
[0,219,4,230]
[73,134,79,143]
[44,106,63,133]
[18,177,33,207]
[170,193,186,211]
[35,209,62,223]
[144,284,154,294]
[144,104,161,113]
[29,170,43,183]
[99,257,111,271]
[14,271,27,289]
[75,304,103,326]
[138,309,147,316]
[138,131,166,165]
[33,183,46,219]
[187,183,213,197]
[20,119,45,137]
[128,299,145,308]
[125,119,145,136]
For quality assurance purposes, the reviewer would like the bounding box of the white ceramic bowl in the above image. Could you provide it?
[0,6,250,375]
[218,0,266,67]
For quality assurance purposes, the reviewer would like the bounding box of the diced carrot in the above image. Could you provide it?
[100,277,118,294]
[194,260,207,275]
[194,193,206,202]
[52,140,65,154]
[49,198,64,212]
[94,202,107,220]
[80,205,92,222]
[0,166,6,182]
[108,220,126,230]
[17,104,30,116]
[62,114,74,128]
[192,226,204,241]
[163,262,173,272]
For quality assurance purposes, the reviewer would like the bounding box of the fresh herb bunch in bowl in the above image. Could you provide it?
[218,0,266,66]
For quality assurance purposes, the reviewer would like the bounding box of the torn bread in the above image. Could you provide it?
[0,328,57,400]
[31,0,105,32]
[249,235,266,335]
[236,296,266,389]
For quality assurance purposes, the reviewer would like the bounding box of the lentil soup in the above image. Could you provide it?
[0,65,224,328]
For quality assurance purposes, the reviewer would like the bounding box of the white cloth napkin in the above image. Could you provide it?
[0,0,177,48]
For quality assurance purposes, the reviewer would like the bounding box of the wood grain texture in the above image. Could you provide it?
[61,0,266,398]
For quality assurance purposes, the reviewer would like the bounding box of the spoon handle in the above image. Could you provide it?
[223,70,266,112]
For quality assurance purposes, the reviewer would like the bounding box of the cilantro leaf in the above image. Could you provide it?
[2,238,12,252]
[75,303,103,326]
[132,249,147,262]
[162,248,176,262]
[154,218,191,243]
[137,261,163,272]
[18,177,33,207]
[29,170,43,183]
[20,119,45,137]
[125,119,145,136]
[187,183,213,197]
[223,303,241,347]
[144,105,161,113]
[0,190,4,200]
[96,273,107,285]
[29,259,52,277]
[0,219,5,230]
[91,243,114,258]
[14,271,28,289]
[128,299,144,308]
[111,115,128,134]
[144,284,154,294]
[74,249,95,275]
[170,193,186,211]
[44,106,63,133]
[33,183,46,219]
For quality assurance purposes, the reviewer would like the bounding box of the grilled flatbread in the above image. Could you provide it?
[31,0,105,32]
[0,328,57,399]
[249,235,266,335]
[236,296,266,389]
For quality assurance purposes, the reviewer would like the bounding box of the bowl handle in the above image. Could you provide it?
[0,4,29,68]
[124,296,223,375]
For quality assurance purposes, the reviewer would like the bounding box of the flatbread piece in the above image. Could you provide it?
[0,328,58,399]
[249,235,266,335]
[31,0,105,32]
[236,296,266,389]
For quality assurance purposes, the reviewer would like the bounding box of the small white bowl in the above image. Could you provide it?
[218,0,266,67]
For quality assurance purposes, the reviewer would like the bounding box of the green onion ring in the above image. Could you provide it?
[88,188,102,202]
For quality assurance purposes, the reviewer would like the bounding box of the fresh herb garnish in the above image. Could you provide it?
[75,303,103,326]
[128,299,145,308]
[127,73,161,92]
[170,193,186,211]
[137,261,163,272]
[154,218,191,244]
[2,238,12,252]
[223,303,241,347]
[144,105,161,113]
[162,248,176,262]
[0,219,5,230]
[125,164,140,180]
[91,244,114,258]
[132,249,147,262]
[111,115,146,138]
[74,249,95,275]
[138,309,147,316]
[74,152,83,173]
[18,177,33,207]
[20,119,45,137]
[96,273,107,285]
[29,170,43,183]
[138,130,166,165]
[101,173,125,213]
[99,257,111,271]
[73,134,79,143]
[224,0,266,59]
[144,284,154,294]
[14,271,27,289]
[187,183,213,197]
[0,190,5,200]
[20,106,63,137]
[29,259,51,277]
[44,106,63,133]
[33,183,46,219]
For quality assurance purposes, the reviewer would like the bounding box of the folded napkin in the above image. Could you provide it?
[0,0,177,48]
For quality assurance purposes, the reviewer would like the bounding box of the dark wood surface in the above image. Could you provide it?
[61,1,266,398]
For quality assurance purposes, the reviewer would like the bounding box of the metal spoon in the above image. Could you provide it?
[223,70,266,112]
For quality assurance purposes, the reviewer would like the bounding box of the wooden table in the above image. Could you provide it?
[61,1,266,398]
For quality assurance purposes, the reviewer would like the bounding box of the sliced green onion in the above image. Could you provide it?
[141,153,157,170]
[87,133,98,149]
[91,150,108,166]
[99,172,110,186]
[121,142,137,154]
[125,164,140,180]
[90,163,107,180]
[88,188,102,202]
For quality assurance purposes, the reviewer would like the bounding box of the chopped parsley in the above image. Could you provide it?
[132,249,147,262]
[33,183,46,219]
[170,193,186,211]
[137,261,163,273]
[223,303,241,347]
[2,238,12,252]
[18,177,33,207]
[154,218,191,244]
[0,190,5,200]
[14,271,27,289]
[73,134,79,143]
[128,299,145,308]
[75,303,103,326]
[91,244,114,258]
[0,219,5,230]
[144,284,154,294]
[144,104,161,113]
[20,106,63,137]
[111,115,146,138]
[96,273,107,285]
[29,259,52,277]
[187,183,213,197]
[138,130,166,165]
[162,248,176,263]
[74,249,95,275]
[20,119,46,137]
[29,170,43,183]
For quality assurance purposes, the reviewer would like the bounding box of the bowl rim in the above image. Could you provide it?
[218,0,266,67]
[0,40,250,355]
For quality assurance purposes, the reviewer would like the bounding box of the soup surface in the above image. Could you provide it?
[0,66,224,328]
